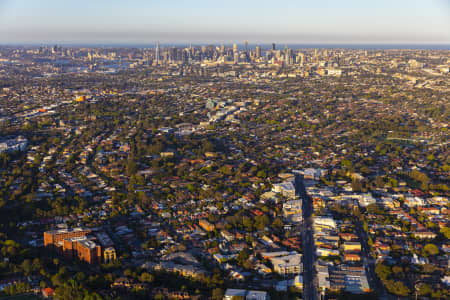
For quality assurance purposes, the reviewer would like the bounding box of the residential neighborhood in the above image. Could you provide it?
[0,43,448,300]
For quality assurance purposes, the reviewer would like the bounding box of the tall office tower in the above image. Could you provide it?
[299,52,304,66]
[182,49,189,63]
[323,50,328,57]
[155,42,160,63]
[220,44,225,54]
[272,43,276,51]
[275,50,281,59]
[234,52,239,64]
[169,48,177,61]
[284,46,290,65]
[314,48,318,57]
[146,51,151,65]
[233,43,238,54]
[255,46,261,58]
[245,40,248,52]
[208,44,214,56]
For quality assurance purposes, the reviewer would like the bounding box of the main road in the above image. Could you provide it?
[355,219,391,300]
[295,174,318,300]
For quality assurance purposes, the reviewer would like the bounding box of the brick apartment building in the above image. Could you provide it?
[44,227,115,264]
[44,227,91,248]
[63,236,102,264]
[198,219,215,232]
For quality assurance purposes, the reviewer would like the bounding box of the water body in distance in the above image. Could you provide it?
[1,43,449,50]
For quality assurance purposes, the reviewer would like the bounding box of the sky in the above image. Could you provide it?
[0,0,449,45]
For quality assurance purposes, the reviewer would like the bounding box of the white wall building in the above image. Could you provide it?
[313,217,337,231]
[0,136,28,153]
[270,253,303,276]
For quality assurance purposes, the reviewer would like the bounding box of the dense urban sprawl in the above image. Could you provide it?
[0,44,449,300]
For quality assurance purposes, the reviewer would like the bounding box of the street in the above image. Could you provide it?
[355,219,391,300]
[295,175,318,300]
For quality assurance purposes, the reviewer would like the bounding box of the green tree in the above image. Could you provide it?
[21,259,32,276]
[139,272,154,283]
[54,280,85,300]
[31,258,42,271]
[423,244,439,256]
[212,288,224,300]
[375,263,392,281]
[341,159,353,169]
[272,218,283,230]
[385,280,410,297]
[363,221,369,233]
[255,215,270,231]
[236,249,249,266]
[242,216,253,231]
[440,227,450,239]
[417,283,432,296]
[256,170,266,178]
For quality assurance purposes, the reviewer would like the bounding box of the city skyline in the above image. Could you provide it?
[0,3,449,297]
[0,0,449,45]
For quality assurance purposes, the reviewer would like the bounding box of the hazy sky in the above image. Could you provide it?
[0,0,449,44]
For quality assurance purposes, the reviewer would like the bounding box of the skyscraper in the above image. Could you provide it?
[233,43,238,54]
[299,53,304,66]
[285,45,291,65]
[255,46,261,58]
[155,41,160,64]
[272,43,276,51]
[245,40,248,52]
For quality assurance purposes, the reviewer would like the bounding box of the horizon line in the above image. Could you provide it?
[0,42,449,49]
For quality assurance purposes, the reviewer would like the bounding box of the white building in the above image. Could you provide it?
[223,289,270,300]
[302,168,327,180]
[246,290,270,300]
[272,180,296,199]
[224,289,246,300]
[358,193,376,207]
[270,253,302,276]
[344,273,370,294]
[326,68,342,76]
[316,247,339,257]
[317,265,330,291]
[0,136,28,153]
[404,196,425,207]
[283,200,302,223]
[313,217,337,231]
[411,253,427,265]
